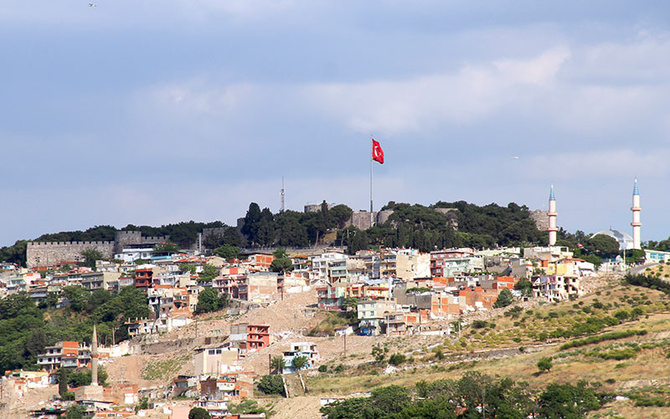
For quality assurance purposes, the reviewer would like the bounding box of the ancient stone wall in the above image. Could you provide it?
[26,241,115,269]
[27,232,170,268]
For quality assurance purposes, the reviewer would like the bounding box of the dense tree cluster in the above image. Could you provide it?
[195,288,230,314]
[321,373,607,419]
[1,199,643,267]
[0,287,149,373]
[241,201,353,248]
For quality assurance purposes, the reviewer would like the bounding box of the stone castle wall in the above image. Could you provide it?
[529,210,549,231]
[27,241,115,269]
[27,232,170,268]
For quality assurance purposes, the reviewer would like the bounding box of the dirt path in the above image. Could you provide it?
[266,395,323,419]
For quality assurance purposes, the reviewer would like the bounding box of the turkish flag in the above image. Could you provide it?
[372,139,384,164]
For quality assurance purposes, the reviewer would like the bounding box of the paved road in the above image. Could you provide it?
[630,263,659,275]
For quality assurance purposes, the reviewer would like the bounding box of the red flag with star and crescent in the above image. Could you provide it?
[372,139,384,164]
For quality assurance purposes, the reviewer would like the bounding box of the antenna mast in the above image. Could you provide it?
[280,176,285,212]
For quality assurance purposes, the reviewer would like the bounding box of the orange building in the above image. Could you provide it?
[134,268,153,290]
[37,341,91,371]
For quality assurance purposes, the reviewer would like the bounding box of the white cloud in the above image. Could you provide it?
[299,47,570,136]
[145,79,256,117]
[527,148,670,180]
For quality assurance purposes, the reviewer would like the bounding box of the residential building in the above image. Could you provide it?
[533,275,581,301]
[430,249,483,277]
[200,373,254,400]
[357,300,397,336]
[282,342,319,374]
[37,341,91,371]
[238,272,279,302]
[230,323,270,354]
[134,267,154,290]
[194,345,239,375]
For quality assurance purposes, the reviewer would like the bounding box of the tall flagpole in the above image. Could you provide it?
[370,136,374,228]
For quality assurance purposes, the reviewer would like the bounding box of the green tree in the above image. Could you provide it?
[68,367,108,387]
[257,374,285,396]
[65,404,87,419]
[58,367,71,396]
[153,242,180,253]
[228,399,266,415]
[493,288,515,308]
[256,208,276,247]
[270,258,294,273]
[241,203,262,245]
[214,244,240,260]
[81,248,104,269]
[62,286,90,312]
[223,227,243,247]
[0,240,28,267]
[514,278,532,296]
[537,357,553,373]
[538,381,602,418]
[371,345,386,364]
[291,355,309,372]
[273,248,289,259]
[321,397,369,419]
[180,264,197,274]
[388,353,406,366]
[329,204,353,229]
[188,407,211,419]
[370,385,411,415]
[584,234,620,258]
[195,288,226,314]
[198,264,219,282]
[86,289,112,313]
[271,356,286,374]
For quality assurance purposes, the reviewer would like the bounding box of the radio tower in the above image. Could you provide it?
[280,177,285,212]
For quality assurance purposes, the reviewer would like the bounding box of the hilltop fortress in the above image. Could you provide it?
[26,231,168,269]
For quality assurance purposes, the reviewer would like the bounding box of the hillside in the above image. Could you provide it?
[5,268,670,418]
[61,274,670,418]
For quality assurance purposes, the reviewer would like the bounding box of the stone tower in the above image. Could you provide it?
[631,179,641,250]
[548,185,558,246]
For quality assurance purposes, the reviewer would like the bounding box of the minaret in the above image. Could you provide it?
[548,185,558,246]
[91,324,99,386]
[631,179,641,250]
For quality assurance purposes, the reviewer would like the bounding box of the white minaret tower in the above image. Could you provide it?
[91,324,99,386]
[548,185,558,246]
[631,179,641,250]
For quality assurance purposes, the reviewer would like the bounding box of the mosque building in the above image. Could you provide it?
[590,179,641,251]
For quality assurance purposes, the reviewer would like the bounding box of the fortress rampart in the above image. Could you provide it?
[27,232,171,269]
[27,241,115,269]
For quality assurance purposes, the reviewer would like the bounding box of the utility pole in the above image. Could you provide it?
[343,333,347,357]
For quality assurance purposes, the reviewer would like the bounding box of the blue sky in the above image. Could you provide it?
[2,1,670,246]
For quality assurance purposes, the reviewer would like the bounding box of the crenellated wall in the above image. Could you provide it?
[27,241,115,269]
[27,232,171,268]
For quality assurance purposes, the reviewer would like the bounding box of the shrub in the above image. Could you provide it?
[599,348,637,361]
[257,374,285,396]
[318,365,328,373]
[388,353,406,366]
[537,357,553,373]
[471,320,489,329]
